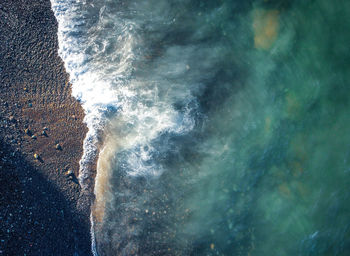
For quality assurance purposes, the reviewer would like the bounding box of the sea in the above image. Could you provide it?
[50,0,350,255]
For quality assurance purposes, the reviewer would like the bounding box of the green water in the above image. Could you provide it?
[147,1,350,255]
[55,0,350,254]
[170,0,350,255]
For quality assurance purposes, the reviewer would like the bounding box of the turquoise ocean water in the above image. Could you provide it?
[51,0,350,255]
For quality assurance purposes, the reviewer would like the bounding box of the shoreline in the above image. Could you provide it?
[0,0,95,254]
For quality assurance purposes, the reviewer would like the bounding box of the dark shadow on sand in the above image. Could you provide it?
[0,140,92,255]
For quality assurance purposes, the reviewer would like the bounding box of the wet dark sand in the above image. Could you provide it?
[0,0,93,255]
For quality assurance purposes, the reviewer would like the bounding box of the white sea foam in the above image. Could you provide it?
[50,1,203,254]
[51,0,196,180]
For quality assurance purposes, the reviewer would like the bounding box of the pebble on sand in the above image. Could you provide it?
[24,128,31,135]
[65,169,73,177]
[55,143,62,150]
[31,135,37,140]
[34,153,39,159]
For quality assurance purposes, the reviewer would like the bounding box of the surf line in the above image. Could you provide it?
[49,1,104,254]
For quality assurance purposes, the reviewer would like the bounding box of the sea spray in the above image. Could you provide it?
[50,0,135,189]
[50,1,137,254]
[50,0,206,253]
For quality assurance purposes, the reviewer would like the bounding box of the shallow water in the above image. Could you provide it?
[51,0,350,255]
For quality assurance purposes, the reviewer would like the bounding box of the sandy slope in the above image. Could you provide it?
[0,0,93,254]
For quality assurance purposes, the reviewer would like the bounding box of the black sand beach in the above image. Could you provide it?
[0,0,93,255]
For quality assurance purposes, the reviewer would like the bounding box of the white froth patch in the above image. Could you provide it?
[50,0,199,236]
